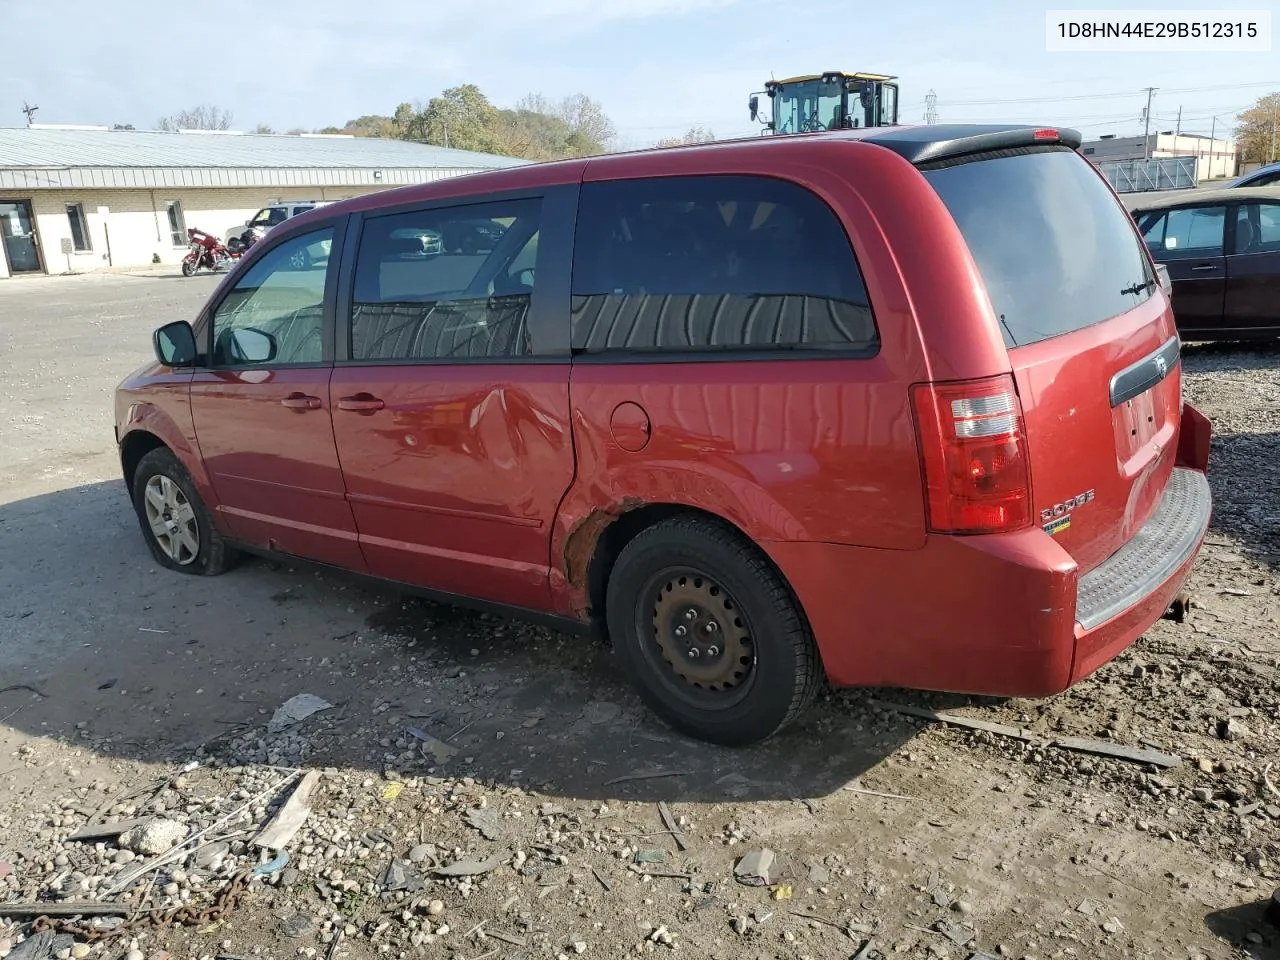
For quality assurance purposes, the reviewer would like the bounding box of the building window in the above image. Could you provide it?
[165,201,187,247]
[65,204,92,252]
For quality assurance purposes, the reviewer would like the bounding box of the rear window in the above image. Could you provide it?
[922,146,1155,348]
[571,174,877,354]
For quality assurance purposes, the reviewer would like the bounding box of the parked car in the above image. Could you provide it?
[115,124,1213,746]
[1125,186,1280,341]
[224,200,333,247]
[1227,160,1280,188]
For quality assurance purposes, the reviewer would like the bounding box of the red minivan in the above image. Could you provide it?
[115,124,1213,745]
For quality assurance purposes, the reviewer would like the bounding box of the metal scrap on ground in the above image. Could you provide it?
[657,801,689,850]
[254,770,322,851]
[267,694,334,735]
[869,698,1182,767]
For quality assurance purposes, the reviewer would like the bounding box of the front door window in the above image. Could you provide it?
[211,229,334,367]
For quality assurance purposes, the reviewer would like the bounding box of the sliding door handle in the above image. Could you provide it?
[337,394,385,413]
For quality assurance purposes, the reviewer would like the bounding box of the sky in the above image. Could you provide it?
[2,0,1277,148]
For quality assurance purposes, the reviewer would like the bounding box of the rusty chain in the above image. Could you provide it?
[29,870,254,943]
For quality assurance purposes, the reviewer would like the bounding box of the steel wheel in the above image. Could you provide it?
[640,566,757,710]
[142,474,200,565]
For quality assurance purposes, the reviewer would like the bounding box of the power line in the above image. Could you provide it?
[932,79,1278,108]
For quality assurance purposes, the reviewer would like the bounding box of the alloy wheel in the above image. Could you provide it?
[143,475,200,565]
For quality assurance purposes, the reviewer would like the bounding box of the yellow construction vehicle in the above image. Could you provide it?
[749,71,899,134]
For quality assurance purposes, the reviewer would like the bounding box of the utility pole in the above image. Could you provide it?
[1175,105,1182,135]
[1209,115,1217,179]
[924,90,938,125]
[1141,86,1157,159]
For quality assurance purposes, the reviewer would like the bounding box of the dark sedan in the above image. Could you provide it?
[1126,186,1280,341]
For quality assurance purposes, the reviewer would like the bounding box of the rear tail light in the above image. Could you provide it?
[910,374,1032,535]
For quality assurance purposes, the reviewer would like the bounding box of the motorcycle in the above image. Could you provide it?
[181,228,238,277]
[226,225,265,256]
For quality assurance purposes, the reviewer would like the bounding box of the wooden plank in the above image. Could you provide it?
[253,770,321,851]
[866,699,1038,741]
[1049,736,1181,769]
[0,901,131,918]
[66,817,152,842]
[656,801,688,852]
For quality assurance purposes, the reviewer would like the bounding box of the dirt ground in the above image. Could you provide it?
[1,271,1278,960]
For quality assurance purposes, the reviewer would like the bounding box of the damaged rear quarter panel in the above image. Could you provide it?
[550,363,928,619]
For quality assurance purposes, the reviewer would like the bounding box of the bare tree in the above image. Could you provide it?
[656,126,716,147]
[251,123,276,134]
[157,104,234,131]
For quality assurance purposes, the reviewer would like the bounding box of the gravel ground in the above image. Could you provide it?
[1,273,1278,960]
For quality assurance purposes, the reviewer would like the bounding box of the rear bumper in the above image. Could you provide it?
[762,465,1212,698]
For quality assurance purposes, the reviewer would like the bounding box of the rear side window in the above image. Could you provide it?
[571,174,877,354]
[1140,205,1226,258]
[922,147,1156,348]
[349,198,541,362]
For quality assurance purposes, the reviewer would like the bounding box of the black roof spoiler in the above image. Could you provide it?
[855,124,1083,165]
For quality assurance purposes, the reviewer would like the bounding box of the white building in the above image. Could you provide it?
[0,125,528,279]
[1080,132,1239,183]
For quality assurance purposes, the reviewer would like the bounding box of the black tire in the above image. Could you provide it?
[181,260,196,277]
[130,447,236,576]
[605,516,822,746]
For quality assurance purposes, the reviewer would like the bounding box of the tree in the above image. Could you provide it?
[410,85,502,153]
[656,126,716,148]
[1236,92,1280,164]
[316,86,619,160]
[555,93,616,155]
[157,104,233,131]
[251,123,276,135]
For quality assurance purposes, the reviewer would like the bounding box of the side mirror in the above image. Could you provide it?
[227,327,277,364]
[153,321,197,367]
[749,95,759,122]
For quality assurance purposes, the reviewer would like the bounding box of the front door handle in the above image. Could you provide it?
[338,394,385,413]
[1190,263,1219,271]
[281,393,322,411]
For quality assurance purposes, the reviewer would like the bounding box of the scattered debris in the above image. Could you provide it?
[378,860,425,893]
[66,817,154,842]
[408,727,459,763]
[634,849,667,865]
[734,849,778,886]
[121,818,187,856]
[254,770,321,851]
[0,902,132,918]
[843,783,918,801]
[431,854,507,877]
[867,699,1037,741]
[267,694,333,734]
[582,701,622,724]
[1047,736,1181,769]
[0,683,48,699]
[657,801,688,851]
[602,770,692,787]
[464,806,504,841]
